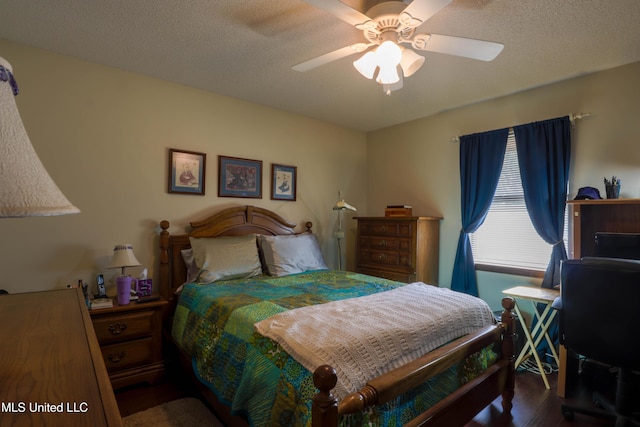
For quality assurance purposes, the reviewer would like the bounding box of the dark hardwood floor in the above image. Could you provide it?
[467,369,615,427]
[116,366,618,426]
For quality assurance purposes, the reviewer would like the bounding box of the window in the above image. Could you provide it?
[470,130,568,277]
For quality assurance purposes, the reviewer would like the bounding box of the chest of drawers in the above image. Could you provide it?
[354,216,441,284]
[89,297,167,390]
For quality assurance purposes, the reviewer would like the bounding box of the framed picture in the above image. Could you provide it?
[218,155,262,198]
[271,164,297,201]
[168,149,206,195]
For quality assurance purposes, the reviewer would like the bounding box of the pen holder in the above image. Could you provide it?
[605,184,620,199]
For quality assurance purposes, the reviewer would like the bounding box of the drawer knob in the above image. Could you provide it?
[107,351,126,363]
[377,253,387,262]
[378,240,387,247]
[108,322,128,335]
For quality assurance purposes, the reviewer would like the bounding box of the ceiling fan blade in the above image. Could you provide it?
[416,34,504,61]
[400,0,452,28]
[292,43,372,72]
[302,0,373,28]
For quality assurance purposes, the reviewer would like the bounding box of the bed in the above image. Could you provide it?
[158,205,515,427]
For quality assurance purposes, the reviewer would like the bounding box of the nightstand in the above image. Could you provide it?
[89,296,167,390]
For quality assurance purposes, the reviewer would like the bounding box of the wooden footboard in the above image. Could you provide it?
[312,297,516,427]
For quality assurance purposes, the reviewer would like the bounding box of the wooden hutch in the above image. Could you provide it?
[566,198,640,258]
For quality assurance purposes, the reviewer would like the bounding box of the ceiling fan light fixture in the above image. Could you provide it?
[293,0,504,95]
[353,51,377,79]
[382,75,403,95]
[375,40,402,68]
[376,63,400,85]
[400,48,425,77]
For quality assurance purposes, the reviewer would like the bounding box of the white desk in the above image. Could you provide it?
[502,285,560,389]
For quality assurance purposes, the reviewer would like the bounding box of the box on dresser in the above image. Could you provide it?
[354,216,442,284]
[384,205,413,217]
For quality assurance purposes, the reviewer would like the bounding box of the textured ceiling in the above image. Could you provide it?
[1,0,639,132]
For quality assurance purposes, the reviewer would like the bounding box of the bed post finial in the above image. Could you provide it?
[312,365,339,427]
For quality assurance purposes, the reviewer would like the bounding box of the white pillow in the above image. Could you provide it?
[180,248,200,284]
[189,234,262,283]
[259,233,328,277]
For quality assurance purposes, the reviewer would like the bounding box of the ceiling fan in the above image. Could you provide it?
[293,0,504,94]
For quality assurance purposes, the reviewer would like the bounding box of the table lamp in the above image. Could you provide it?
[108,244,141,305]
[332,191,357,270]
[0,55,79,217]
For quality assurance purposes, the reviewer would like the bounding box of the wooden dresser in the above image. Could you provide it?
[0,288,122,427]
[354,216,442,284]
[89,297,167,390]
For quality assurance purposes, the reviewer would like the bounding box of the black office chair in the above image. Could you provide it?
[557,257,640,427]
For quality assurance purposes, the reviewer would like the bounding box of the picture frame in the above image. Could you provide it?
[218,155,263,198]
[168,149,206,195]
[271,164,297,201]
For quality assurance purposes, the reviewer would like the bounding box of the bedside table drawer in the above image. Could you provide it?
[93,310,154,344]
[101,337,153,372]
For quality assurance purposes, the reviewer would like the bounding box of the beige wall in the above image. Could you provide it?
[0,40,367,294]
[367,61,640,311]
[3,38,639,308]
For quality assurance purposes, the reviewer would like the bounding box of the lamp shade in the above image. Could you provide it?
[376,64,400,85]
[0,56,80,217]
[332,191,357,212]
[382,77,404,96]
[353,51,378,79]
[400,48,425,77]
[376,40,402,68]
[108,244,141,275]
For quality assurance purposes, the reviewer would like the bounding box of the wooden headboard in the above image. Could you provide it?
[159,205,312,312]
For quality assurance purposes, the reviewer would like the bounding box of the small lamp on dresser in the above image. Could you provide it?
[332,191,357,270]
[108,244,141,305]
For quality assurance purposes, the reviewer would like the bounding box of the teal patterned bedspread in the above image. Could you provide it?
[171,270,497,427]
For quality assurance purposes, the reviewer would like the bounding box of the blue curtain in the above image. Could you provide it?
[451,128,509,296]
[513,116,571,289]
[514,116,571,364]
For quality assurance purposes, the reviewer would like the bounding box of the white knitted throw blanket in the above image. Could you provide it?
[254,283,495,399]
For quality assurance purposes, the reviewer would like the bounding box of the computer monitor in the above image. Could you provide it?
[594,232,640,260]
